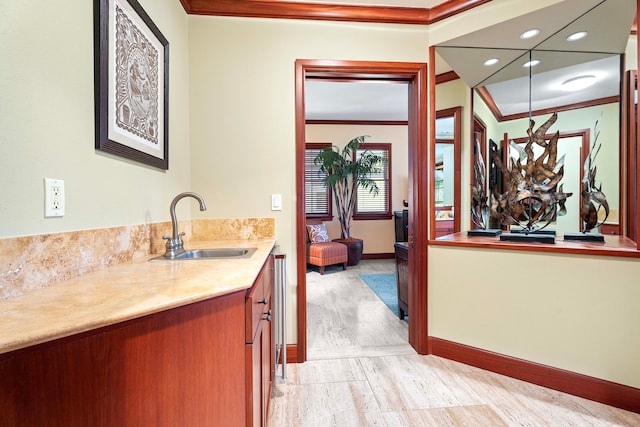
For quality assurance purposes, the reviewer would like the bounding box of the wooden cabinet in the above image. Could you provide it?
[0,291,247,426]
[245,255,274,427]
[394,242,409,320]
[0,257,275,427]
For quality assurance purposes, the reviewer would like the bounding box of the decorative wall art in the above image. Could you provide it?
[94,0,169,169]
[489,112,573,243]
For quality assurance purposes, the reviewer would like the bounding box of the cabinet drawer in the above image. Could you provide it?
[245,261,273,343]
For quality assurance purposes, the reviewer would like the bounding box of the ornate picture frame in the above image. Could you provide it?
[94,0,169,170]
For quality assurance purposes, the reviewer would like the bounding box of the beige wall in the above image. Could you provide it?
[429,246,640,388]
[0,0,194,239]
[305,124,409,254]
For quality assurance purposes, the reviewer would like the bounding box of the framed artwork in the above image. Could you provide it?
[94,0,169,169]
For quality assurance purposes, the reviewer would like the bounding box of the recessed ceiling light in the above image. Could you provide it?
[523,60,540,68]
[567,31,588,41]
[520,28,540,39]
[561,75,597,92]
[484,58,499,66]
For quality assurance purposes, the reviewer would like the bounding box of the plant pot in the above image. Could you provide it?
[332,237,363,266]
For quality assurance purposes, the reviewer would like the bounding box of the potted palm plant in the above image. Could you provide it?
[314,135,386,265]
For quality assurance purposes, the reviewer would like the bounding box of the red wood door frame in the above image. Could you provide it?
[295,59,430,361]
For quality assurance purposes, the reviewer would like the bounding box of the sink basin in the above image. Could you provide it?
[151,247,257,261]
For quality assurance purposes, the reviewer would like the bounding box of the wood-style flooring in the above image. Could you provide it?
[268,259,640,426]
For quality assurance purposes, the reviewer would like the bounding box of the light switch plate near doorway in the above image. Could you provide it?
[271,194,282,211]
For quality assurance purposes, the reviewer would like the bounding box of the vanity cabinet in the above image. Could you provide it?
[0,256,275,427]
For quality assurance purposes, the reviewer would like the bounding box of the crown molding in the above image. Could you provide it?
[180,0,491,25]
[475,86,619,122]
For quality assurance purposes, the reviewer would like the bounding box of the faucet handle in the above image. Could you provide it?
[162,232,185,242]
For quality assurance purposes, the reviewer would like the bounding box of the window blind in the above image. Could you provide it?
[355,146,391,217]
[305,144,331,216]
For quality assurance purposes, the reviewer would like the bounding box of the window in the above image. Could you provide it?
[305,143,332,220]
[354,143,392,220]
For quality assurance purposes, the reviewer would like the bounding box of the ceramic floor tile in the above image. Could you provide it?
[307,259,414,361]
[337,300,404,323]
[293,358,367,384]
[269,380,385,427]
[459,366,640,426]
[358,354,486,411]
[383,404,508,427]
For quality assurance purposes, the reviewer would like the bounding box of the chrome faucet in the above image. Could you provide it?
[162,192,207,258]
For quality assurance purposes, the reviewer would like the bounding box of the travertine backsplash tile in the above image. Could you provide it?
[0,225,150,301]
[192,218,276,241]
[0,218,274,301]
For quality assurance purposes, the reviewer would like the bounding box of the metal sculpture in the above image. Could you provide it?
[489,112,573,233]
[579,118,609,232]
[471,139,488,230]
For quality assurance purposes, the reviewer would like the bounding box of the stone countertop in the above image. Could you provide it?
[0,239,276,355]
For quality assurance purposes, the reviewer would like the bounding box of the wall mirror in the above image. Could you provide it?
[435,0,637,241]
[433,107,461,238]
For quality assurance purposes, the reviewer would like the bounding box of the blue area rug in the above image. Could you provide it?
[360,273,404,319]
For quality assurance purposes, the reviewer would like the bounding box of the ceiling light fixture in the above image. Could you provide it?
[520,28,540,39]
[567,31,588,41]
[560,75,597,91]
[523,59,540,68]
[484,58,499,66]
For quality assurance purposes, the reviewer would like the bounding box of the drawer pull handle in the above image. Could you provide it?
[258,297,269,305]
[264,310,272,322]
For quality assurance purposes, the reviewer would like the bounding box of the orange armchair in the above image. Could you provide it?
[306,222,348,275]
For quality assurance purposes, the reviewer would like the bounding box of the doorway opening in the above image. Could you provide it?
[295,59,430,362]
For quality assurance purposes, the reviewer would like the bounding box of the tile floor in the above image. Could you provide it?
[268,259,640,426]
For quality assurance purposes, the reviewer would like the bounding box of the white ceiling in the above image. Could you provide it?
[305,80,409,121]
[305,0,636,121]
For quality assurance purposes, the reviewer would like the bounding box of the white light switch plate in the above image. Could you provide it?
[44,178,65,217]
[271,194,282,211]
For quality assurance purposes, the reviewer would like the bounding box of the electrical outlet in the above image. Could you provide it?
[44,178,65,217]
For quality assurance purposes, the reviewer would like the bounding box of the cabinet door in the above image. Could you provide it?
[246,334,262,427]
[261,296,273,424]
[246,320,273,427]
[245,255,275,427]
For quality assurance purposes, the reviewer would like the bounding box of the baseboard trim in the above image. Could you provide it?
[286,344,299,364]
[361,253,394,260]
[430,337,640,414]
